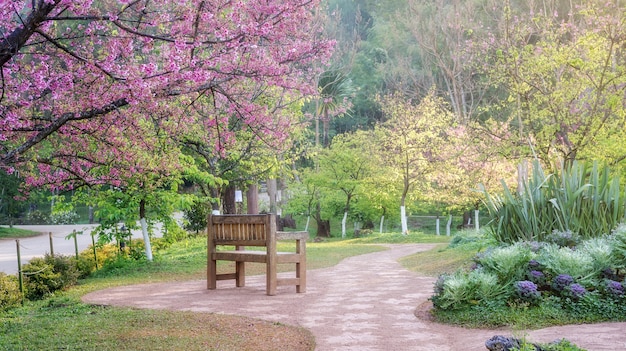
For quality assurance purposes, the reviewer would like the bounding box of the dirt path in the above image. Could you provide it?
[82,244,626,351]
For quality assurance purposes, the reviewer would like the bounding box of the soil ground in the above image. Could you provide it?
[82,244,626,351]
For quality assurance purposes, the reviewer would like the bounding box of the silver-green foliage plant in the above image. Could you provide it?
[477,243,535,284]
[612,224,626,270]
[432,269,505,310]
[537,244,597,286]
[482,160,625,244]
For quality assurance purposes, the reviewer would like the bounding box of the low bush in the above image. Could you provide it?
[22,254,80,300]
[49,210,80,224]
[514,338,586,351]
[0,272,22,311]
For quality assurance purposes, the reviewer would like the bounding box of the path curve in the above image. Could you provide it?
[82,244,626,351]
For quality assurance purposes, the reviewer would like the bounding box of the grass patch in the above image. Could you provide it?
[344,232,452,244]
[0,226,41,239]
[1,296,314,351]
[399,243,478,277]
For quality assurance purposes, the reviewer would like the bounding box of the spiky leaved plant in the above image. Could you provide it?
[482,160,626,244]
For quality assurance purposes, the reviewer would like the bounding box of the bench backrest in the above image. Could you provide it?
[208,214,277,247]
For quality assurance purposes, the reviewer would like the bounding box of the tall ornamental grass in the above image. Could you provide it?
[482,160,626,243]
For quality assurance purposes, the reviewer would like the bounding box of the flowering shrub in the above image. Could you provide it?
[432,228,626,327]
[514,280,541,303]
[50,210,80,225]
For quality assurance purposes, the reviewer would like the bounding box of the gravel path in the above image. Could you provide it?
[82,244,626,351]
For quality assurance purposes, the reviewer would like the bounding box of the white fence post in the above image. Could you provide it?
[474,209,480,232]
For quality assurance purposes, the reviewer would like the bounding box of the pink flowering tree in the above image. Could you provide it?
[0,0,331,259]
[0,0,332,188]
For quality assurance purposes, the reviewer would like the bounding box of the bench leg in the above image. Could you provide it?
[235,261,246,287]
[208,258,217,290]
[296,239,306,293]
[267,261,277,296]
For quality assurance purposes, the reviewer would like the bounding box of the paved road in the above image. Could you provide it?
[0,224,153,275]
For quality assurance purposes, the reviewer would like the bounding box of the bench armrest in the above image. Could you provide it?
[276,231,308,241]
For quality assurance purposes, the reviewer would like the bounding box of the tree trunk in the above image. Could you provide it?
[400,206,408,235]
[222,185,237,214]
[210,186,220,214]
[341,211,348,238]
[316,218,331,237]
[267,178,277,214]
[246,184,259,214]
[139,199,153,261]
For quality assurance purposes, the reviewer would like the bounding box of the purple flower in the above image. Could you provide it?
[528,259,541,269]
[527,270,546,285]
[515,280,541,302]
[606,280,624,297]
[568,283,587,299]
[552,274,574,291]
[530,270,544,279]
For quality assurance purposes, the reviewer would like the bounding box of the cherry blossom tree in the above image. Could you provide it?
[0,0,332,189]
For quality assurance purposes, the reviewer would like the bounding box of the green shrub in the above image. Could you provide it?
[25,210,49,224]
[577,236,615,275]
[0,272,22,311]
[566,291,626,321]
[77,243,119,274]
[22,254,79,300]
[183,201,210,234]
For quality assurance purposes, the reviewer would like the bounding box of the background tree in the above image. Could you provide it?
[316,130,376,237]
[377,89,455,234]
[473,1,626,169]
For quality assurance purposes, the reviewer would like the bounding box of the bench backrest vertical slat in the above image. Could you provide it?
[208,214,274,246]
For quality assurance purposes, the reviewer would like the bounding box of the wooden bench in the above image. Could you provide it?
[207,213,307,296]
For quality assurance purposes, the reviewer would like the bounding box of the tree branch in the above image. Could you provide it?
[0,1,58,68]
[1,98,128,165]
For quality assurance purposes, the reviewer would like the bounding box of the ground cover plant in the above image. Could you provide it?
[429,161,626,330]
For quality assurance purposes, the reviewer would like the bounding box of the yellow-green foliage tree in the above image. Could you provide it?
[317,130,380,237]
[376,89,455,234]
[477,2,626,169]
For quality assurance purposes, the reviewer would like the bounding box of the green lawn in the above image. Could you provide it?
[0,226,41,239]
